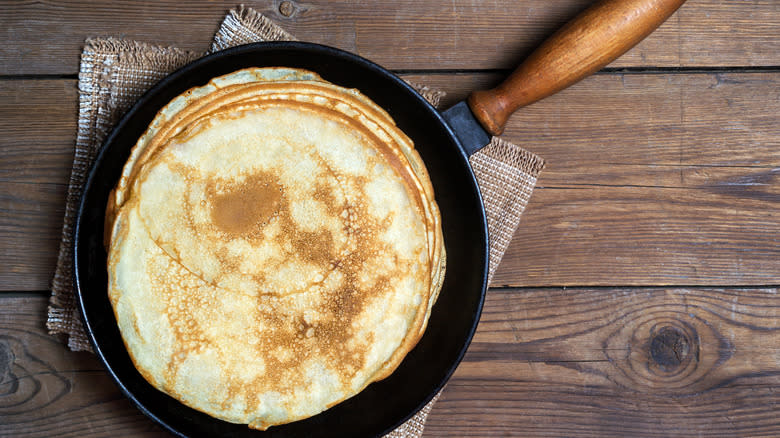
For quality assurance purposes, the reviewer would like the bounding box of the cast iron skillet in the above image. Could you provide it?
[74,1,685,435]
[75,41,489,438]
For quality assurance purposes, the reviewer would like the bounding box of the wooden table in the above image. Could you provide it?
[1,1,778,436]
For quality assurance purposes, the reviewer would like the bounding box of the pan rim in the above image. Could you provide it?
[74,41,488,437]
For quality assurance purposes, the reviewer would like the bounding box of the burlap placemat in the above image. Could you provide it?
[48,6,544,436]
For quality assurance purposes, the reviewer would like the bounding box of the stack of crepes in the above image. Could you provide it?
[105,67,446,430]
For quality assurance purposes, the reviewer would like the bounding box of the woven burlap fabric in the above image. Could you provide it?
[48,6,543,436]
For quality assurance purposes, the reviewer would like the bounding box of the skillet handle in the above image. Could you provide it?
[467,0,686,136]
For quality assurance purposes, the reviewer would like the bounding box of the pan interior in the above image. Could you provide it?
[75,42,487,438]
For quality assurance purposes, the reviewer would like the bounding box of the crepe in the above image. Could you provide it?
[106,67,445,429]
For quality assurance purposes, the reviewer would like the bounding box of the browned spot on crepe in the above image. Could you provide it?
[208,172,283,236]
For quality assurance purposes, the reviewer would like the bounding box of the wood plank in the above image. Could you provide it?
[1,71,778,290]
[0,182,67,291]
[407,72,780,286]
[0,80,77,184]
[0,80,76,291]
[0,296,167,437]
[497,184,778,287]
[409,72,780,170]
[1,0,779,75]
[2,288,777,437]
[426,287,780,437]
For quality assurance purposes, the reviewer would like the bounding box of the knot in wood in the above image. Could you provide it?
[650,326,690,370]
[279,1,295,17]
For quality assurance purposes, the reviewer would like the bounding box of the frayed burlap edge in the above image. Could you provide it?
[471,137,544,284]
[212,5,297,52]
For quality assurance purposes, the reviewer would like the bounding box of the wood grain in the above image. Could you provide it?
[498,183,779,287]
[409,72,780,170]
[1,0,779,75]
[426,287,780,437]
[1,289,776,437]
[407,72,780,286]
[0,80,76,291]
[0,296,167,437]
[1,71,778,291]
[0,80,77,184]
[0,182,67,291]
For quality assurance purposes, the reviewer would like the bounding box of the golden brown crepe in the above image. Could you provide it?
[106,67,445,430]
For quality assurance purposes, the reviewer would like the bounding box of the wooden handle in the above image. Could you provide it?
[467,0,686,136]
